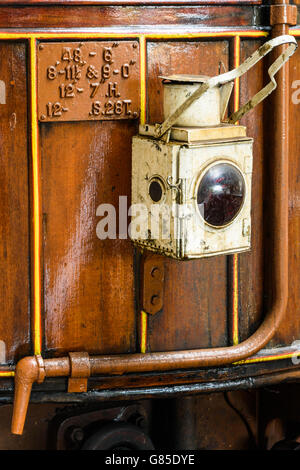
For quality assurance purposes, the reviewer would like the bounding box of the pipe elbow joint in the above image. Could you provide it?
[11,355,45,435]
[15,356,40,382]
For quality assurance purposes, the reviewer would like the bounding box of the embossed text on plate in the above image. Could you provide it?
[37,41,140,122]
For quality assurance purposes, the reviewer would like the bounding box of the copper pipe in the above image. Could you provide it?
[11,357,43,435]
[44,357,70,377]
[11,2,293,434]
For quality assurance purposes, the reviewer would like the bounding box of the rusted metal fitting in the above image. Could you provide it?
[11,352,88,435]
[270,4,297,25]
[11,355,45,435]
[141,254,165,315]
[35,354,46,384]
[67,351,90,393]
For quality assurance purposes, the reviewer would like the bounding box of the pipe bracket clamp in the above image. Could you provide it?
[35,355,45,384]
[67,351,90,393]
[270,5,297,25]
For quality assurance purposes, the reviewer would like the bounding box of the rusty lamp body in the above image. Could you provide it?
[131,76,252,259]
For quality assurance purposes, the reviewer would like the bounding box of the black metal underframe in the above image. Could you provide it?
[0,358,300,403]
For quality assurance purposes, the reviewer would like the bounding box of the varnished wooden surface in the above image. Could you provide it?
[1,5,263,29]
[0,42,31,364]
[271,43,300,346]
[238,39,264,342]
[146,40,229,351]
[40,120,137,356]
[0,3,297,377]
[0,0,262,4]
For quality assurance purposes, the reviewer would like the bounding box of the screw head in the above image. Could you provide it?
[69,427,85,443]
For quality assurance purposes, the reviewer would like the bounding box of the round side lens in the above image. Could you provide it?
[197,163,245,227]
[149,179,164,203]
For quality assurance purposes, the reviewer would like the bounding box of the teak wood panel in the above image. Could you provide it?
[0,33,298,364]
[0,6,259,29]
[237,39,264,343]
[146,41,229,351]
[271,42,300,347]
[0,42,31,364]
[0,1,262,4]
[40,37,300,357]
[41,120,137,356]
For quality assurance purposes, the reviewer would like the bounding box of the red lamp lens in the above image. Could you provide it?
[197,163,245,227]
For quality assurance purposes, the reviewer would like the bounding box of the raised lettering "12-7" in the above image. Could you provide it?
[90,99,132,116]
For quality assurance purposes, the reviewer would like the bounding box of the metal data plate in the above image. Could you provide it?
[37,41,140,122]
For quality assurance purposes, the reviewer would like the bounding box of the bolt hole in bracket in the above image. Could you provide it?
[141,254,165,315]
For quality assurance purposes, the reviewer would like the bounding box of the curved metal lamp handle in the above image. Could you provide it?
[154,35,297,138]
[227,34,297,123]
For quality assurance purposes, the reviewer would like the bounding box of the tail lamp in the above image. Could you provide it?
[131,35,296,259]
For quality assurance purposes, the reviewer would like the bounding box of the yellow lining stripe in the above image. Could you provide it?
[0,31,268,40]
[233,35,240,116]
[236,350,300,365]
[232,254,239,345]
[137,32,268,39]
[231,35,241,346]
[140,310,148,353]
[0,371,15,377]
[139,35,147,125]
[138,37,147,353]
[30,37,42,356]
